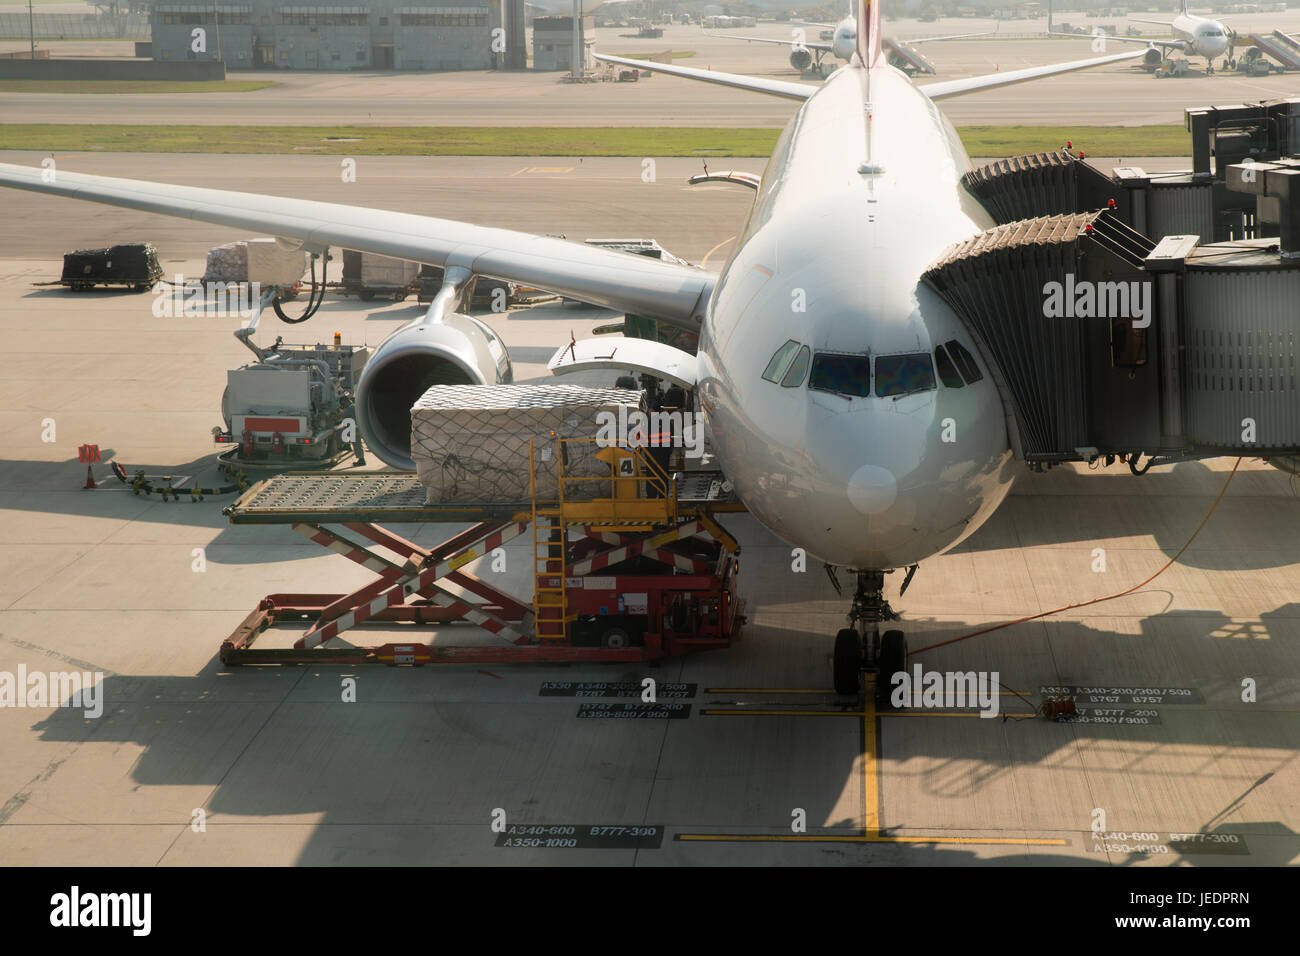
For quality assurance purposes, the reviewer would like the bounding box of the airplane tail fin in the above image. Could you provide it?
[859,0,883,68]
[1180,0,1188,13]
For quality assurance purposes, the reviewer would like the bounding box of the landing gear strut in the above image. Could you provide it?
[831,568,912,704]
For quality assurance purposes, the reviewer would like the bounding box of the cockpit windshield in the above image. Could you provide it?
[874,353,936,397]
[810,353,872,397]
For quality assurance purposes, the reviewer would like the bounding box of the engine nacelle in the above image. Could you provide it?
[1144,47,1163,67]
[1268,456,1300,476]
[789,47,813,71]
[354,312,512,470]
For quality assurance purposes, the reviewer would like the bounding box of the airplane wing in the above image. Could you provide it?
[708,33,834,53]
[905,31,998,44]
[1127,17,1174,27]
[0,162,713,326]
[1051,30,1184,52]
[594,53,814,100]
[918,48,1147,100]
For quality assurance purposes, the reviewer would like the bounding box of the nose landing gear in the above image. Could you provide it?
[830,567,914,703]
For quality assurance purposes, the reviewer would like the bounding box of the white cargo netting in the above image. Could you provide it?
[411,384,644,505]
[203,238,307,287]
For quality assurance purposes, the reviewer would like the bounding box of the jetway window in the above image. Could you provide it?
[875,353,936,397]
[810,353,872,398]
[780,346,811,387]
[945,340,983,384]
[1111,318,1148,368]
[934,344,964,388]
[762,339,801,383]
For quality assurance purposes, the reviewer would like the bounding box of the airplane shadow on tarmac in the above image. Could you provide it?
[21,600,1300,866]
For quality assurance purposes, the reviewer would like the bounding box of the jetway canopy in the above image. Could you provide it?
[930,100,1300,469]
[927,187,1300,466]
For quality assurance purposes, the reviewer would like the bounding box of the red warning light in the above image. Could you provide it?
[1066,141,1073,149]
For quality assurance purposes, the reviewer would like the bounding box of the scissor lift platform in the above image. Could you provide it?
[220,453,745,666]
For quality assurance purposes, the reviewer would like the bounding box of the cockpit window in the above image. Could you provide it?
[762,339,801,383]
[809,353,872,398]
[934,344,964,388]
[780,346,811,387]
[945,340,983,384]
[874,353,936,398]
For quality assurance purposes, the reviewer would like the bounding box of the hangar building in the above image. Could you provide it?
[150,0,526,70]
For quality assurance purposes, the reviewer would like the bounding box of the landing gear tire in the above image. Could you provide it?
[875,629,908,708]
[602,627,631,649]
[833,627,862,696]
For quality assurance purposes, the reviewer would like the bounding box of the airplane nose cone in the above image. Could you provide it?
[846,463,898,515]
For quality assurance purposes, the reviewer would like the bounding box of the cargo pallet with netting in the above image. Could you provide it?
[219,438,746,666]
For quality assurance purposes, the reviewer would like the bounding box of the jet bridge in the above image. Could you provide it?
[925,97,1300,470]
[963,99,1300,246]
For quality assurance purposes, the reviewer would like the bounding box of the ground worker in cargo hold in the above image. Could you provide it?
[647,385,684,494]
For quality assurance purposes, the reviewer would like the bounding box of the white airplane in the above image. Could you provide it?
[711,14,992,75]
[0,1,1145,699]
[1057,0,1233,71]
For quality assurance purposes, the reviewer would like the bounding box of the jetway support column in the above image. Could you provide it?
[1145,235,1200,454]
[1114,167,1149,237]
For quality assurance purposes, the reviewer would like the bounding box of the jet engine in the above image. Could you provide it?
[789,47,813,71]
[354,311,512,470]
[1144,47,1163,67]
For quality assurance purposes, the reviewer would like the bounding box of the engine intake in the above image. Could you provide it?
[354,312,512,470]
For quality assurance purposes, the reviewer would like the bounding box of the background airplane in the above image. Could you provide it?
[1055,0,1233,71]
[711,2,994,77]
[710,16,994,76]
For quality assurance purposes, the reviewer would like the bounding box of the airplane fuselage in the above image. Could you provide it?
[696,63,1016,571]
[1170,13,1231,59]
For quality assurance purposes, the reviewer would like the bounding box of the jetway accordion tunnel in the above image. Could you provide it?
[925,97,1300,473]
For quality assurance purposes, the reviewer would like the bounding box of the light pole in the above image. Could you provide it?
[28,0,35,59]
[571,0,579,78]
[212,0,223,62]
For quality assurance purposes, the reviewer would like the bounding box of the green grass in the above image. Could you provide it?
[0,124,782,156]
[0,79,279,94]
[958,124,1189,157]
[0,123,1191,157]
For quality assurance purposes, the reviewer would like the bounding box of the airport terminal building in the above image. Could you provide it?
[150,0,525,70]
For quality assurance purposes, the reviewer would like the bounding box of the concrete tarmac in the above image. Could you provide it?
[0,152,1297,866]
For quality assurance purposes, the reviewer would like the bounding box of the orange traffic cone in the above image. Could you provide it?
[84,465,96,489]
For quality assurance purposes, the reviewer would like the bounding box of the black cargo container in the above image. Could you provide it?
[60,243,163,291]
